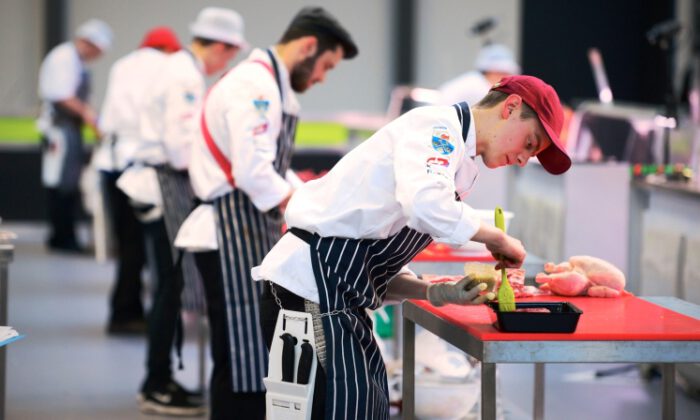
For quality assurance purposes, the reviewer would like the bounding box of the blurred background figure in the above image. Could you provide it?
[438,42,521,106]
[94,27,181,336]
[37,19,113,253]
[132,7,246,417]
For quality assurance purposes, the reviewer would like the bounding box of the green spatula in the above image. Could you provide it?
[495,207,515,312]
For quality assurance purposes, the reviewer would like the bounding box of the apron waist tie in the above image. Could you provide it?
[288,227,314,244]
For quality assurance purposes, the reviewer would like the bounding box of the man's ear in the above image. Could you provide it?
[299,36,318,59]
[501,94,522,119]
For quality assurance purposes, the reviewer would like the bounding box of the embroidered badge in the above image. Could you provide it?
[426,157,449,167]
[253,97,270,117]
[252,121,269,135]
[431,126,454,155]
[426,166,451,181]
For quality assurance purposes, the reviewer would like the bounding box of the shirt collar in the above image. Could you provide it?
[464,106,477,158]
[183,48,206,74]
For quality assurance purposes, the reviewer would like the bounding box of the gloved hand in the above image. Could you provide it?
[426,276,496,307]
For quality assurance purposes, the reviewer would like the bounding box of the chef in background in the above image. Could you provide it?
[132,7,245,417]
[95,27,181,336]
[254,75,571,419]
[183,7,357,419]
[37,19,112,252]
[438,43,520,106]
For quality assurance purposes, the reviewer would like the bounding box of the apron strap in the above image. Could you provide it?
[199,58,278,188]
[288,227,314,244]
[452,101,471,142]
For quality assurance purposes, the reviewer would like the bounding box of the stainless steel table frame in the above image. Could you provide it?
[402,297,700,420]
[0,242,14,420]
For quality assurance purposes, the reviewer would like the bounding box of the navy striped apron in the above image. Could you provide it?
[215,49,297,392]
[42,68,90,192]
[155,165,206,312]
[301,101,471,419]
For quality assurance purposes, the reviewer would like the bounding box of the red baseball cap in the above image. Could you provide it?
[491,75,571,174]
[140,26,181,52]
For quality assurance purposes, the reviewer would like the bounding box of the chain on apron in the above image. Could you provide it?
[286,102,473,420]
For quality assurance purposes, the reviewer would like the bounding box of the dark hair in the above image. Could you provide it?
[192,37,236,49]
[475,90,537,120]
[278,7,358,59]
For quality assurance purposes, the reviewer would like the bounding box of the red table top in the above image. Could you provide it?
[410,295,700,341]
[413,243,496,262]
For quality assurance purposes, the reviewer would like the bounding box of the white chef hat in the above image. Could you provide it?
[75,19,113,51]
[190,7,248,49]
[474,43,520,75]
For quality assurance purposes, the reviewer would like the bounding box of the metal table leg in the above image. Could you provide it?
[482,362,497,420]
[0,243,14,420]
[533,363,545,420]
[402,316,415,419]
[662,363,675,420]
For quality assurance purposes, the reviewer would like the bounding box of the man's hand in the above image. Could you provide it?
[426,275,495,307]
[472,223,526,270]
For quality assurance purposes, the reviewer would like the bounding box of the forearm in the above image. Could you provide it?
[56,97,90,119]
[470,222,504,246]
[56,97,99,134]
[385,273,429,302]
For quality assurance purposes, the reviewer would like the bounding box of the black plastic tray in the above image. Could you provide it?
[487,301,583,333]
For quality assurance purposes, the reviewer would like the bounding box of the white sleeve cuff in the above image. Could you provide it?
[433,205,481,245]
[246,177,292,212]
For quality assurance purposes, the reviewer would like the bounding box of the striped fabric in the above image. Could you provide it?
[207,48,298,393]
[214,189,282,392]
[214,106,297,392]
[309,227,433,420]
[154,165,206,313]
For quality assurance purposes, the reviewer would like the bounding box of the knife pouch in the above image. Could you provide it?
[264,309,318,420]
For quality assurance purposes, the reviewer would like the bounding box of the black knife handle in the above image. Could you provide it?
[296,340,314,385]
[280,333,297,382]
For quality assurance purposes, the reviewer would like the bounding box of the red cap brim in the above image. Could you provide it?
[537,117,571,175]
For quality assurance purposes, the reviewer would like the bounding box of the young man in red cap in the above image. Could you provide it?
[95,27,181,336]
[253,74,570,419]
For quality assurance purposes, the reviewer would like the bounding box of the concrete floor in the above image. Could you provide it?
[2,222,700,419]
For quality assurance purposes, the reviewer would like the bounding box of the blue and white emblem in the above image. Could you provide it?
[431,126,454,155]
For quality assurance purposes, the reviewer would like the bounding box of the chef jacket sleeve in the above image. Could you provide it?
[225,73,291,212]
[285,169,304,189]
[98,64,122,133]
[394,110,481,245]
[39,49,81,101]
[162,76,205,170]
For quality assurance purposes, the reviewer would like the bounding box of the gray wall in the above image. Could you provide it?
[414,0,520,90]
[1,0,521,117]
[0,0,44,117]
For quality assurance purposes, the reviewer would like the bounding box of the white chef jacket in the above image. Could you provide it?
[438,70,491,107]
[94,47,169,171]
[36,42,85,132]
[137,49,206,169]
[189,48,301,208]
[177,48,302,251]
[252,105,483,303]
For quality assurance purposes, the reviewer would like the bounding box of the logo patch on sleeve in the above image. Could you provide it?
[426,157,449,167]
[184,91,196,103]
[431,126,454,155]
[252,121,269,135]
[253,97,270,117]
